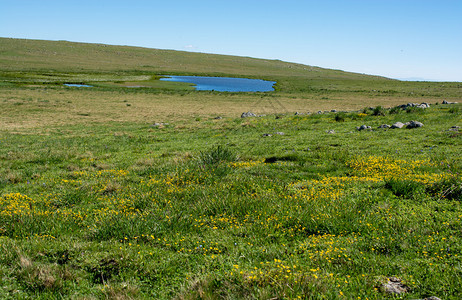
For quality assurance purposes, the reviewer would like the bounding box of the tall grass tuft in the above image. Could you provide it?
[384,178,426,198]
[199,145,237,166]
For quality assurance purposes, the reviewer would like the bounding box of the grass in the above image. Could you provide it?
[0,37,461,299]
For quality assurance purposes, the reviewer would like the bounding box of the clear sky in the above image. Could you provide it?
[1,0,461,81]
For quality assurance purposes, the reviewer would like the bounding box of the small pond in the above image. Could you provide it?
[160,76,275,92]
[64,83,93,87]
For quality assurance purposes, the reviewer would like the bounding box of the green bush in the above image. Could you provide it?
[389,106,401,114]
[334,112,346,122]
[372,106,386,116]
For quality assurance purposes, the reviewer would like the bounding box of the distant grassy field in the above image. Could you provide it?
[0,38,461,299]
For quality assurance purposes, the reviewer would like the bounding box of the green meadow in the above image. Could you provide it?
[0,38,461,299]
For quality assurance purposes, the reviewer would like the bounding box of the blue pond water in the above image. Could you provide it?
[64,83,93,87]
[160,76,275,92]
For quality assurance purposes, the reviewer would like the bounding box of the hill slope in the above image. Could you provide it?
[0,37,385,80]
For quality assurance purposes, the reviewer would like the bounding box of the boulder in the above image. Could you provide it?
[381,277,409,295]
[442,100,458,104]
[241,111,256,118]
[275,132,285,135]
[262,133,272,137]
[417,103,430,108]
[326,130,335,134]
[391,122,405,129]
[378,124,391,129]
[357,125,372,131]
[407,120,424,129]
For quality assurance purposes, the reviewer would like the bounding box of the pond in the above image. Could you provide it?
[160,76,276,92]
[64,83,93,87]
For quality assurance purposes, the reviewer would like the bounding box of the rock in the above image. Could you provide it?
[391,122,405,129]
[214,116,223,120]
[443,100,458,104]
[381,277,409,295]
[275,132,285,135]
[378,124,391,129]
[151,122,169,127]
[417,103,430,108]
[241,111,256,118]
[317,111,323,114]
[407,120,424,129]
[326,130,335,134]
[357,125,372,131]
[294,112,303,115]
[262,133,272,137]
[331,109,337,112]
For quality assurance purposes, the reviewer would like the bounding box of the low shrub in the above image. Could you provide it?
[334,112,346,122]
[372,106,386,116]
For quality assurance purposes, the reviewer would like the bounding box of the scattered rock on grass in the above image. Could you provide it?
[326,130,335,134]
[275,132,285,135]
[378,124,391,129]
[391,122,405,129]
[443,100,458,104]
[406,120,424,129]
[150,122,169,127]
[398,103,430,109]
[241,111,256,118]
[417,103,430,108]
[357,125,372,131]
[381,277,409,295]
[262,133,272,137]
[448,126,460,131]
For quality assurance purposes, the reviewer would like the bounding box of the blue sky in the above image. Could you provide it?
[1,0,461,81]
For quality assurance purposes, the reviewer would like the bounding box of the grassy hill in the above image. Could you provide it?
[0,37,382,79]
